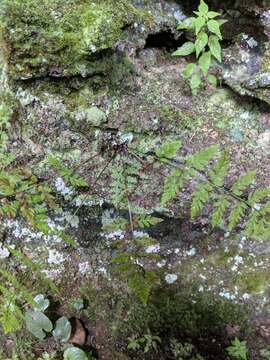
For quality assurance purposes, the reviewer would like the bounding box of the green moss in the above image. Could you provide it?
[235,270,270,295]
[0,0,146,79]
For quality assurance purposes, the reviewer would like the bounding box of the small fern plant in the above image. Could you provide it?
[172,0,227,94]
[226,338,247,360]
[136,139,270,240]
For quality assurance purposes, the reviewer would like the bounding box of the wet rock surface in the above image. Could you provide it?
[1,0,270,359]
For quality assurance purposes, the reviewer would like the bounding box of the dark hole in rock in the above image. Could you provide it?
[144,30,185,51]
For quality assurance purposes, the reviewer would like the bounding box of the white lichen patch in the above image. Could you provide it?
[48,249,66,265]
[145,244,160,254]
[78,261,91,274]
[165,273,178,284]
[0,245,10,259]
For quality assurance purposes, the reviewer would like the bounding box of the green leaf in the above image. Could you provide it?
[128,271,155,305]
[161,168,185,205]
[248,188,270,206]
[226,338,247,360]
[182,63,196,78]
[52,316,72,342]
[156,140,182,159]
[207,11,221,19]
[208,151,229,186]
[191,182,212,217]
[209,35,222,62]
[189,74,202,92]
[228,203,248,231]
[25,311,53,340]
[199,51,211,75]
[186,145,219,170]
[207,74,218,86]
[207,20,222,39]
[198,0,208,15]
[63,347,88,360]
[136,215,163,228]
[194,16,206,35]
[231,170,256,196]
[172,42,195,56]
[33,294,50,312]
[211,196,230,227]
[195,32,208,58]
[217,19,228,27]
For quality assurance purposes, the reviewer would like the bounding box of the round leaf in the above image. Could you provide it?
[64,347,88,360]
[52,316,72,342]
[33,294,50,312]
[25,311,53,340]
[172,42,195,57]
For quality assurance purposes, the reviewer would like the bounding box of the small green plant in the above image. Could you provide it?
[110,233,160,305]
[170,339,205,360]
[172,0,227,94]
[226,338,247,360]
[25,294,92,360]
[37,353,57,360]
[260,348,270,359]
[127,334,161,353]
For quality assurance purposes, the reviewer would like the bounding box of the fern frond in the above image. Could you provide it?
[156,140,182,159]
[248,188,270,206]
[127,271,156,305]
[231,170,256,196]
[135,215,163,228]
[211,195,230,227]
[208,151,229,186]
[191,182,212,217]
[186,144,219,171]
[228,203,248,230]
[161,168,186,205]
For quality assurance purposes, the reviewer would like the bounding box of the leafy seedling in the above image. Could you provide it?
[52,316,72,342]
[25,311,53,340]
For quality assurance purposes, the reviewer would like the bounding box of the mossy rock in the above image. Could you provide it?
[0,0,146,79]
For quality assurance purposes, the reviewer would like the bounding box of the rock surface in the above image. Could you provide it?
[1,0,270,358]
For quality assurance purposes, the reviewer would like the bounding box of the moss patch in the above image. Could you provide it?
[0,0,146,79]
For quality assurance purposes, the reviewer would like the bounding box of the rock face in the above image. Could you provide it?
[219,1,270,104]
[1,0,270,358]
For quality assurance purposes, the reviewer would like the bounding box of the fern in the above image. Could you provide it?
[135,215,163,228]
[186,144,219,170]
[110,158,141,208]
[191,182,212,217]
[211,195,230,227]
[155,141,270,239]
[127,271,156,306]
[228,203,248,230]
[47,155,88,188]
[161,168,186,205]
[231,170,256,196]
[208,151,229,186]
[156,140,182,159]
